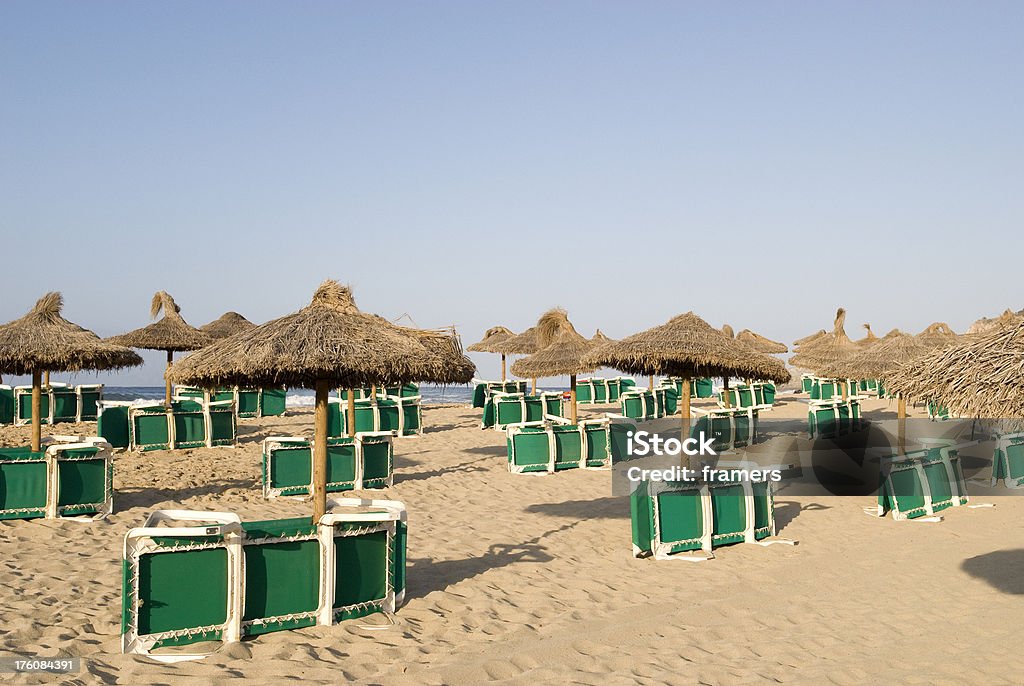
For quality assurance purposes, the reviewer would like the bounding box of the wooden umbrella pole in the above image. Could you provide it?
[43,370,50,387]
[501,354,506,382]
[31,369,42,452]
[841,379,848,400]
[312,379,329,523]
[897,395,907,455]
[723,377,732,408]
[649,375,654,390]
[570,374,578,424]
[531,377,536,395]
[681,378,692,470]
[347,391,356,437]
[165,350,174,406]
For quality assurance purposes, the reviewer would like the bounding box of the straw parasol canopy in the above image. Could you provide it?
[857,323,879,348]
[721,324,735,339]
[109,292,213,352]
[823,332,931,381]
[510,309,595,422]
[108,291,214,403]
[883,328,903,339]
[168,281,467,389]
[794,329,827,348]
[886,319,1024,418]
[491,325,540,356]
[467,325,516,381]
[967,308,1023,335]
[510,309,596,380]
[0,292,143,451]
[915,322,958,348]
[591,329,614,344]
[169,280,473,522]
[581,312,791,384]
[200,311,256,340]
[788,308,860,376]
[467,326,515,353]
[736,328,788,354]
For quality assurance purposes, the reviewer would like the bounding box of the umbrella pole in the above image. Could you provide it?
[649,375,654,390]
[723,377,732,408]
[312,379,329,523]
[897,395,907,455]
[570,374,577,424]
[44,370,50,387]
[165,350,174,406]
[347,391,356,437]
[501,354,506,382]
[531,378,536,395]
[681,378,692,469]
[31,369,42,452]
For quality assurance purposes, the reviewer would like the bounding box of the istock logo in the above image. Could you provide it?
[627,430,717,457]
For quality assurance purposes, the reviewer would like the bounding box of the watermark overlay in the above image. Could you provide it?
[0,657,80,673]
[610,417,1024,497]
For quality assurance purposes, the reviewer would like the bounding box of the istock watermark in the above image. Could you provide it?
[626,430,718,457]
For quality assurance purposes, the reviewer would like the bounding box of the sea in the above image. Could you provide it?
[102,384,571,407]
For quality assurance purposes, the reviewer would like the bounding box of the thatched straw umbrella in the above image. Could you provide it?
[885,320,1024,420]
[107,292,212,404]
[736,329,788,354]
[967,308,1022,335]
[0,293,143,451]
[467,325,516,381]
[493,325,541,393]
[915,322,958,349]
[169,280,473,521]
[721,324,735,339]
[823,333,932,452]
[510,309,595,423]
[582,312,790,450]
[794,329,827,348]
[788,309,860,397]
[857,323,879,348]
[591,329,613,344]
[200,312,256,340]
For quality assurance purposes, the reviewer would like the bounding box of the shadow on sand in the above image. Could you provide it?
[962,549,1024,595]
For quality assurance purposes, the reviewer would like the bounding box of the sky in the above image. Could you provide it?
[2,1,1022,386]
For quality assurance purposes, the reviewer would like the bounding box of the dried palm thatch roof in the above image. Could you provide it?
[736,328,788,354]
[581,312,790,383]
[915,322,958,348]
[789,308,859,373]
[108,291,213,352]
[794,329,827,348]
[510,309,596,378]
[883,328,903,339]
[857,323,879,348]
[721,324,735,338]
[822,333,931,381]
[591,329,614,344]
[885,320,1024,418]
[0,293,143,375]
[467,325,516,353]
[200,311,256,339]
[393,324,476,384]
[967,308,1023,335]
[492,325,540,355]
[168,280,473,389]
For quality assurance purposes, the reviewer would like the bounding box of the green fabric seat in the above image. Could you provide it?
[631,479,780,560]
[121,500,408,657]
[262,434,394,497]
[506,418,636,473]
[481,392,564,430]
[99,400,237,451]
[0,438,113,521]
[993,431,1024,488]
[875,443,969,520]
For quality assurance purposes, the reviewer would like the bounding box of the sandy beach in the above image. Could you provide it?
[1,395,1022,685]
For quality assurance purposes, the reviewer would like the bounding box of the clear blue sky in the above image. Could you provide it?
[2,1,1021,385]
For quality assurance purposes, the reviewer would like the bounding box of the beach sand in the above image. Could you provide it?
[1,394,1023,684]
